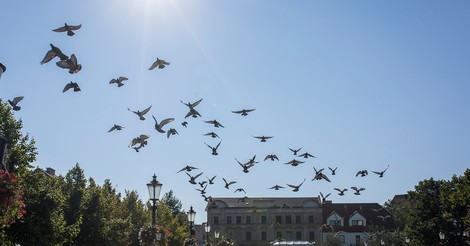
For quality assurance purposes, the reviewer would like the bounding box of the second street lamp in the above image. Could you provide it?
[147,174,163,228]
[204,222,211,245]
[187,206,196,245]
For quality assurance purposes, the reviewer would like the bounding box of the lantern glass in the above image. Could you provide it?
[187,206,196,222]
[147,174,163,201]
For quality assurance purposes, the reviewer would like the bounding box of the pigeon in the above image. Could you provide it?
[181,99,203,118]
[207,175,216,184]
[177,165,198,173]
[235,158,255,173]
[205,141,221,156]
[63,81,81,93]
[41,44,68,65]
[196,185,207,195]
[152,115,174,133]
[289,147,302,155]
[328,167,338,175]
[232,108,255,116]
[56,54,82,74]
[253,136,273,142]
[298,152,317,158]
[264,154,279,161]
[109,77,128,87]
[351,187,365,195]
[234,188,246,194]
[198,181,208,188]
[52,23,81,36]
[204,120,224,128]
[312,167,331,182]
[181,98,203,109]
[372,164,390,178]
[247,155,258,165]
[185,108,202,119]
[7,96,24,111]
[334,188,348,196]
[377,215,391,221]
[186,172,203,185]
[320,192,331,203]
[269,185,285,190]
[182,121,188,127]
[167,128,178,138]
[203,132,220,138]
[129,134,150,148]
[284,159,305,167]
[128,105,152,120]
[108,124,124,132]
[0,62,6,79]
[222,178,236,189]
[356,170,368,177]
[149,58,170,70]
[286,178,306,192]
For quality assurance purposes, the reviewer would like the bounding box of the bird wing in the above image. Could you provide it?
[52,26,68,32]
[215,141,222,149]
[63,83,73,92]
[192,98,203,108]
[321,174,331,182]
[351,187,358,191]
[13,96,24,104]
[56,59,71,68]
[334,188,341,192]
[159,118,174,128]
[372,171,382,175]
[228,181,237,185]
[204,142,212,149]
[70,54,77,65]
[108,125,117,132]
[222,178,228,184]
[118,76,128,82]
[232,110,243,114]
[139,135,150,140]
[109,78,118,84]
[149,60,159,70]
[204,120,215,125]
[68,24,81,30]
[356,171,362,177]
[141,105,152,115]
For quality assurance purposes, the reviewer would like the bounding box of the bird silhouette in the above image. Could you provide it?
[205,141,221,155]
[149,58,170,70]
[207,175,216,184]
[372,164,389,178]
[298,152,317,158]
[152,115,174,133]
[334,188,348,196]
[351,187,365,195]
[109,77,128,87]
[186,172,203,185]
[129,135,150,148]
[234,188,246,194]
[235,158,255,173]
[128,105,152,120]
[264,154,279,161]
[222,178,236,189]
[269,185,285,190]
[371,207,384,213]
[289,147,302,155]
[320,192,331,203]
[198,181,208,188]
[177,165,198,173]
[232,108,255,116]
[56,54,81,74]
[167,128,178,138]
[7,96,24,111]
[286,178,306,192]
[203,132,220,138]
[181,99,203,118]
[253,136,273,142]
[356,170,368,177]
[63,81,81,93]
[182,121,188,127]
[108,124,124,132]
[284,159,305,167]
[0,63,6,79]
[328,167,338,175]
[204,120,224,128]
[313,167,331,182]
[41,44,68,65]
[196,185,207,195]
[52,23,81,36]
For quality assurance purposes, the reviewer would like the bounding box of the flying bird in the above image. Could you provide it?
[222,178,236,189]
[205,141,221,155]
[196,185,207,195]
[41,44,68,65]
[198,181,208,188]
[177,165,198,173]
[182,121,188,127]
[234,188,246,194]
[128,105,152,120]
[235,158,255,173]
[284,159,305,167]
[0,63,6,79]
[149,58,170,70]
[129,135,150,148]
[203,132,220,138]
[8,96,24,111]
[334,188,348,196]
[371,207,385,213]
[320,192,331,203]
[108,124,124,132]
[207,175,216,184]
[52,23,81,36]
[204,120,224,128]
[109,77,128,87]
[186,172,203,185]
[167,128,178,138]
[328,167,338,175]
[269,185,285,190]
[152,115,174,133]
[286,178,306,192]
[372,164,390,178]
[264,154,279,161]
[232,108,255,116]
[289,147,303,155]
[253,136,273,142]
[63,81,81,93]
[298,152,317,158]
[351,187,365,195]
[56,54,81,74]
[312,167,331,182]
[181,99,203,118]
[356,170,368,177]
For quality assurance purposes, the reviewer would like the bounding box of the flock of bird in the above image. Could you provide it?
[1,22,392,215]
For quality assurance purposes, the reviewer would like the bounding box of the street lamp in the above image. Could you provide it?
[187,206,196,244]
[439,231,445,243]
[147,174,163,227]
[405,237,410,245]
[215,230,219,245]
[204,222,211,245]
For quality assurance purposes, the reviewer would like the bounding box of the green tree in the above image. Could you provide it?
[162,190,183,216]
[121,190,149,246]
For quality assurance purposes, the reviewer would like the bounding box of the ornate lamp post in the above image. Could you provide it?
[214,230,219,245]
[405,236,410,245]
[439,231,445,245]
[147,174,163,228]
[187,206,196,245]
[204,222,211,245]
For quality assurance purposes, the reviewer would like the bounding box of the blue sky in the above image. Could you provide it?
[1,1,469,224]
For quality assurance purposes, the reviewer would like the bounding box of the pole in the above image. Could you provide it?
[152,199,156,227]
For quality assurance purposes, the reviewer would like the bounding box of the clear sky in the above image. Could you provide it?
[1,1,469,224]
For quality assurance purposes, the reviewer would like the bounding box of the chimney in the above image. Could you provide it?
[45,167,56,176]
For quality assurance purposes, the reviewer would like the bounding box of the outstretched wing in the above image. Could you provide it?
[141,105,152,115]
[159,118,174,128]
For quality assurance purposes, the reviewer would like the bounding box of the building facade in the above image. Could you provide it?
[206,197,322,246]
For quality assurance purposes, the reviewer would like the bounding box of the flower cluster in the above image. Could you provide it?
[0,169,25,227]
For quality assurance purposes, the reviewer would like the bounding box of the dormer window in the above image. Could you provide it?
[351,220,364,226]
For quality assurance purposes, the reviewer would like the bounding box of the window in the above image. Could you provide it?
[261,231,267,241]
[214,216,219,225]
[355,235,361,245]
[285,215,292,224]
[246,231,252,240]
[227,216,232,224]
[276,216,282,224]
[309,231,315,241]
[296,231,302,240]
[295,215,301,224]
[236,216,241,224]
[246,216,251,224]
[308,215,314,223]
[286,231,292,240]
[261,215,267,224]
[339,235,345,243]
[276,231,282,239]
[351,220,364,226]
[329,220,340,226]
